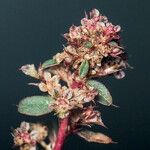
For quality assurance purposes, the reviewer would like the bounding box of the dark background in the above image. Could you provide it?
[0,0,149,149]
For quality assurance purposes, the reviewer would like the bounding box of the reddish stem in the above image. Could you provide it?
[53,116,69,150]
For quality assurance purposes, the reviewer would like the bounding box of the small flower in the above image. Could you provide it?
[102,23,121,42]
[51,87,74,118]
[105,23,121,34]
[110,48,123,57]
[70,87,97,105]
[62,88,73,100]
[64,45,78,56]
[52,97,70,118]
[69,25,82,39]
[114,70,125,79]
[54,52,71,64]
[38,72,61,97]
[89,9,100,18]
[20,122,30,132]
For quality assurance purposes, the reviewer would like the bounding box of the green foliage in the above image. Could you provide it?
[79,60,89,78]
[88,80,113,106]
[18,96,54,116]
[41,59,57,69]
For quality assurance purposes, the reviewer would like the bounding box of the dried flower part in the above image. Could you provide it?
[71,106,106,128]
[80,107,106,127]
[114,70,125,79]
[77,130,116,144]
[30,123,48,142]
[20,64,39,79]
[88,56,127,78]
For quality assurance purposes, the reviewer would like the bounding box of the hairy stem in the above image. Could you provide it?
[53,116,69,150]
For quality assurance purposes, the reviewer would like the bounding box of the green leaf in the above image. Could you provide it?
[84,42,93,48]
[41,59,58,69]
[18,96,54,116]
[87,80,112,106]
[79,60,89,78]
[108,41,118,47]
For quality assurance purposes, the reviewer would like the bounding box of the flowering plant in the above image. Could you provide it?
[13,9,129,150]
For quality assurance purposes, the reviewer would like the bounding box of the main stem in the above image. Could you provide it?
[53,116,69,150]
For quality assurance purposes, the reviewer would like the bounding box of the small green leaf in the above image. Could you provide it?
[79,60,89,78]
[18,96,54,116]
[42,59,58,69]
[108,41,118,47]
[84,42,93,48]
[87,80,112,106]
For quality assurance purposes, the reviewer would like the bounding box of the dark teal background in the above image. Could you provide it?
[0,0,149,149]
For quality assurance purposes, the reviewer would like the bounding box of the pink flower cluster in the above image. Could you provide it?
[13,122,36,146]
[64,9,121,47]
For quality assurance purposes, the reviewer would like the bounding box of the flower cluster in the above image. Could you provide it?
[15,8,130,150]
[38,70,98,118]
[19,9,129,119]
[53,9,126,78]
[13,122,48,149]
